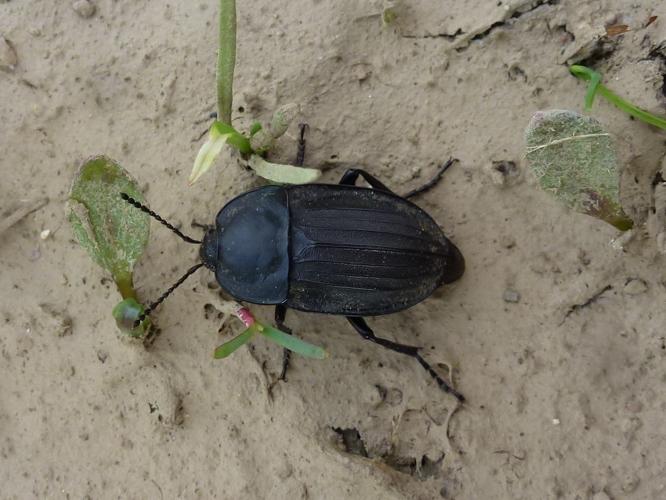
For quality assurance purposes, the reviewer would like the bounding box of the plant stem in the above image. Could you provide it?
[570,65,666,130]
[217,0,236,125]
[115,272,138,301]
[596,85,666,130]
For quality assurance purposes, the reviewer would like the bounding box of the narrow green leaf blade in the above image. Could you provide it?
[214,324,257,358]
[259,324,327,359]
[190,125,231,185]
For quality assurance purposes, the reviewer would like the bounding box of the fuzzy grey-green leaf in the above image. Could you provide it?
[525,109,632,230]
[67,156,150,285]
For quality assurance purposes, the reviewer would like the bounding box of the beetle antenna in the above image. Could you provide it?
[134,263,204,327]
[120,193,202,244]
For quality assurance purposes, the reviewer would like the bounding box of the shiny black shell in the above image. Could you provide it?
[200,184,464,316]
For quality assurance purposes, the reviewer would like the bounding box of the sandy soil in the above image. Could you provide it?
[2,1,666,498]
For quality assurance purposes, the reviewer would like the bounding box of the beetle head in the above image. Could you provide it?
[200,228,219,271]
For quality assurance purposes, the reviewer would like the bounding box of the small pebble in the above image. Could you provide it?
[0,35,18,72]
[625,399,643,413]
[623,278,648,296]
[28,246,41,261]
[40,229,51,240]
[71,0,96,18]
[552,418,560,425]
[500,234,516,249]
[503,289,521,303]
[385,387,403,406]
[486,160,521,186]
[622,476,640,493]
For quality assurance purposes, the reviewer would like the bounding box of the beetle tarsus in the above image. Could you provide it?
[275,304,293,381]
[346,316,464,402]
[403,157,457,199]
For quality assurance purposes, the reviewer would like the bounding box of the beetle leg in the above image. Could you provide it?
[192,111,219,142]
[402,158,457,199]
[295,123,308,167]
[338,169,393,193]
[275,304,292,381]
[346,317,465,402]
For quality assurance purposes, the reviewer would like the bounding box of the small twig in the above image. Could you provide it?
[444,398,464,456]
[562,284,612,323]
[0,197,49,235]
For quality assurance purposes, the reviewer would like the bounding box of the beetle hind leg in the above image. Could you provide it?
[275,304,292,381]
[346,316,465,402]
[402,157,457,199]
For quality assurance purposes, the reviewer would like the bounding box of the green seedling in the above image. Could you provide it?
[190,0,321,185]
[67,156,151,338]
[526,109,632,231]
[213,302,326,360]
[570,64,666,130]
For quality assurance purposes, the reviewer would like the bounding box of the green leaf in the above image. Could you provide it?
[212,120,252,153]
[382,8,398,26]
[112,297,150,338]
[258,324,327,359]
[525,109,632,230]
[214,324,257,358]
[249,122,262,136]
[248,154,321,184]
[67,156,150,295]
[190,120,252,185]
[190,126,230,185]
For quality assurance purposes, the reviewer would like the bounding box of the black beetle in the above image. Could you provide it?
[122,128,465,401]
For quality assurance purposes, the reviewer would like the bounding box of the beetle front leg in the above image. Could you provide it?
[346,316,465,402]
[275,304,292,381]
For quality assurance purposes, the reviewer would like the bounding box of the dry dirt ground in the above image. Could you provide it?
[2,1,666,499]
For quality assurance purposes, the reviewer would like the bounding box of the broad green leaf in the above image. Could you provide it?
[112,297,150,338]
[258,324,327,359]
[248,154,321,184]
[525,109,632,230]
[214,324,257,358]
[67,156,150,294]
